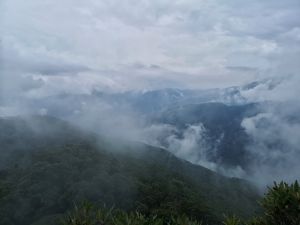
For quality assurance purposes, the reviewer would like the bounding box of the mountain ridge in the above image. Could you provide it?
[0,115,261,225]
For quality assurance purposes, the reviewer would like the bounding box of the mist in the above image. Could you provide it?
[1,0,300,189]
[61,76,300,188]
[241,109,300,186]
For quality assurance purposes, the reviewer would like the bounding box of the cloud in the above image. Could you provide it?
[1,0,299,187]
[1,0,299,96]
[1,36,90,76]
[239,75,300,103]
[241,111,300,187]
[164,123,218,171]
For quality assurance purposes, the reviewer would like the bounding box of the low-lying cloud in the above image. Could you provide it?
[242,110,300,187]
[1,0,300,188]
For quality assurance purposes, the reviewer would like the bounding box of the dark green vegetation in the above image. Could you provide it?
[61,201,204,225]
[223,181,300,225]
[0,116,260,225]
[259,181,300,225]
[61,181,300,225]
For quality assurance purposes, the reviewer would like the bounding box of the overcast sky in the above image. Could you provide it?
[1,0,300,97]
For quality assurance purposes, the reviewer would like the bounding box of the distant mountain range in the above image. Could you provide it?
[6,79,284,176]
[1,77,295,181]
[23,77,283,117]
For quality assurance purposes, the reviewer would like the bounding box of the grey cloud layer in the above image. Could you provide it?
[1,0,300,97]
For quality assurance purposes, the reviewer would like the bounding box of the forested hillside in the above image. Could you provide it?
[0,116,260,225]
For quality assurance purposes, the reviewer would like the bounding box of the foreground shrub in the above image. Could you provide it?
[61,201,203,225]
[223,181,300,225]
[63,181,300,225]
[260,181,300,225]
[222,215,241,225]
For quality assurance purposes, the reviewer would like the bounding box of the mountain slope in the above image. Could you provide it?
[0,116,260,225]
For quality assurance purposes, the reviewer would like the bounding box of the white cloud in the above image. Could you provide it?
[1,0,299,96]
[241,112,300,187]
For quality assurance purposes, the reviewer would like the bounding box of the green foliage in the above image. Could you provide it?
[0,180,10,204]
[244,217,266,225]
[136,172,213,223]
[0,183,4,201]
[61,202,203,225]
[63,182,300,225]
[222,215,241,225]
[260,181,300,225]
[223,181,300,225]
[61,201,100,225]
